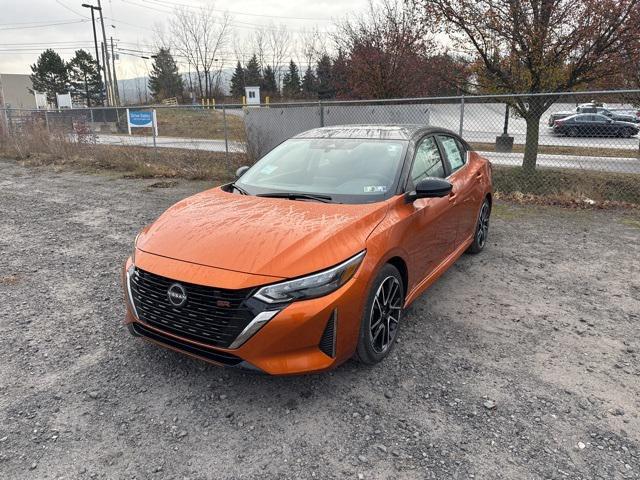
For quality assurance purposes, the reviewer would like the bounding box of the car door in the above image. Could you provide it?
[437,134,483,248]
[401,135,456,281]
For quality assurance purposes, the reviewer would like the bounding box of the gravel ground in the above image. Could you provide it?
[1,159,639,480]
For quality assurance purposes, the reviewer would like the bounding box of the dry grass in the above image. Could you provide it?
[0,124,246,181]
[152,108,246,141]
[471,142,640,159]
[493,165,640,205]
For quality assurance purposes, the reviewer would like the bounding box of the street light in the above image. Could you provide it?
[81,3,104,106]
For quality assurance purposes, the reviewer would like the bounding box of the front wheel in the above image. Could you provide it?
[467,199,491,254]
[355,264,404,365]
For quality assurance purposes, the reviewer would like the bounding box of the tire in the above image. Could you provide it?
[467,198,491,254]
[568,127,579,137]
[623,128,635,138]
[355,264,404,365]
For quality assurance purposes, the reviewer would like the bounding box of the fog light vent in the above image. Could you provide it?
[319,310,337,358]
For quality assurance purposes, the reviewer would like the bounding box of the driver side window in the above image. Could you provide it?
[409,137,445,187]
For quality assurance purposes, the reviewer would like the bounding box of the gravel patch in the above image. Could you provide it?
[0,159,639,479]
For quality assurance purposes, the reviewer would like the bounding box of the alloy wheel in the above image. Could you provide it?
[477,202,490,248]
[369,276,402,354]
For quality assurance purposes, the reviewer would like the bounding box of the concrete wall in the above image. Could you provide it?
[244,103,430,158]
[0,74,35,109]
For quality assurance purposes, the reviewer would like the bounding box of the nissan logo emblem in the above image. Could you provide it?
[167,283,188,307]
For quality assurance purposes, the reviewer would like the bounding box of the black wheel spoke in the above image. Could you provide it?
[369,276,402,354]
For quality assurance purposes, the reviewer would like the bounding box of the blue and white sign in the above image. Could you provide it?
[127,108,158,136]
[128,110,153,127]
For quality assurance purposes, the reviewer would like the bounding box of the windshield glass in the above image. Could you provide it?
[236,138,408,204]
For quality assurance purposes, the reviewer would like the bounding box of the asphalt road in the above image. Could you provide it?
[90,133,640,174]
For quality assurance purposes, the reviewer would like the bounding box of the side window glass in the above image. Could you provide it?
[410,137,445,185]
[438,135,465,172]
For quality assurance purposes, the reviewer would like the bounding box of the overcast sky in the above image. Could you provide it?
[0,0,368,79]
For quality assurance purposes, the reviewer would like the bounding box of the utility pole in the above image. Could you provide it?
[97,0,113,106]
[110,37,120,106]
[82,4,104,106]
[101,42,110,105]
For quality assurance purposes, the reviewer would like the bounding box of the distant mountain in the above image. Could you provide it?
[117,68,234,106]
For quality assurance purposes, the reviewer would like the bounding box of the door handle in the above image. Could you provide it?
[475,171,483,179]
[448,192,457,202]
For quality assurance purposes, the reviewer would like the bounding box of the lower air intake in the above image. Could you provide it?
[319,311,337,358]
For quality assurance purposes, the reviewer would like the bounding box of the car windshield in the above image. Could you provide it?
[235,138,408,204]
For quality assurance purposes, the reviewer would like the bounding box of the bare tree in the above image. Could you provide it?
[252,23,292,89]
[167,6,231,99]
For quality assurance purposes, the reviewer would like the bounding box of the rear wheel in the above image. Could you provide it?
[623,127,635,138]
[568,127,579,137]
[467,199,490,254]
[355,264,404,365]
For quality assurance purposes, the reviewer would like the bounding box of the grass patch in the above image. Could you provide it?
[152,108,246,142]
[493,165,640,204]
[472,142,640,159]
[0,125,246,181]
[621,218,640,229]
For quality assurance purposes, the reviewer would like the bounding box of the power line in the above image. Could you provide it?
[0,19,89,31]
[54,0,90,19]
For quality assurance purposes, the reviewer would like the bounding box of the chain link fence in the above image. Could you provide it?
[1,89,639,203]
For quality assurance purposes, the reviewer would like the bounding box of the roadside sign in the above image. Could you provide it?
[127,108,158,137]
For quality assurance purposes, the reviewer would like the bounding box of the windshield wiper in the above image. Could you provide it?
[256,192,333,203]
[230,183,249,195]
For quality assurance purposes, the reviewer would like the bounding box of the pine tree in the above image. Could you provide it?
[301,66,318,98]
[261,65,278,98]
[29,49,69,107]
[230,61,246,98]
[316,54,333,99]
[282,60,301,98]
[331,50,350,99]
[148,48,183,101]
[68,49,103,107]
[244,55,262,87]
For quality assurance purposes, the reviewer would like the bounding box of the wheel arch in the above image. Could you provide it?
[386,256,408,299]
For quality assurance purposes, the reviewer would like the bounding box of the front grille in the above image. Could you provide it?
[130,323,243,366]
[129,267,255,349]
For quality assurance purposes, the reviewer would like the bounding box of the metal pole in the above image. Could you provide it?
[87,7,104,106]
[44,110,50,133]
[503,103,510,135]
[222,105,229,167]
[319,100,324,127]
[97,0,112,106]
[110,37,120,106]
[458,96,465,136]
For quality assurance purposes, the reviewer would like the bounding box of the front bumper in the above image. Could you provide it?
[122,252,370,375]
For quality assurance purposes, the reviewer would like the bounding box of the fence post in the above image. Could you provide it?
[458,95,465,136]
[319,100,325,127]
[44,110,50,133]
[222,104,230,169]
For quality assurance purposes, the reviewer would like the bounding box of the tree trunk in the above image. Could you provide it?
[523,114,541,173]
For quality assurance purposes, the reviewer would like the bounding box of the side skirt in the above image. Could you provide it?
[404,235,474,307]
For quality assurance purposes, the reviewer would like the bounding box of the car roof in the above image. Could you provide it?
[292,124,456,141]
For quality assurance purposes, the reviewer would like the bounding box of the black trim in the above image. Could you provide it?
[318,310,337,358]
[129,322,243,366]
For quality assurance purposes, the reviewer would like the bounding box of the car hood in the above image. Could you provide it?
[137,188,388,279]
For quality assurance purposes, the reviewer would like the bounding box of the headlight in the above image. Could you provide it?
[253,251,366,304]
[132,232,141,264]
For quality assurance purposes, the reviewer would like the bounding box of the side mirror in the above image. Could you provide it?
[406,177,453,202]
[235,165,250,178]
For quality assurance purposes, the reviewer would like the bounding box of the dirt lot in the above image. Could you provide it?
[0,159,639,480]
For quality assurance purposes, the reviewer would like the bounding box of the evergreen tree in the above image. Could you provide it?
[316,54,333,99]
[68,49,103,107]
[331,50,350,98]
[282,60,301,98]
[244,54,262,86]
[230,61,246,98]
[148,48,183,101]
[261,65,278,98]
[301,66,318,98]
[29,49,69,106]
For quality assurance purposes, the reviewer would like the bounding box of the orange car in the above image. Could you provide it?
[123,125,492,375]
